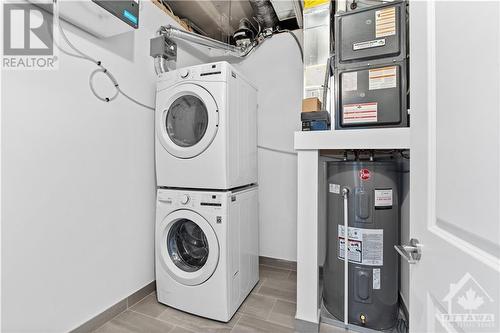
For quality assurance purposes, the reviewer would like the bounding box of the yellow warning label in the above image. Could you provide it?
[375,6,396,38]
[304,0,329,9]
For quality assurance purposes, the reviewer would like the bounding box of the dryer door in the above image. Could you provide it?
[157,83,219,159]
[159,209,219,286]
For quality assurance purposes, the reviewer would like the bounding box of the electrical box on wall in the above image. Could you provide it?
[92,0,139,29]
[335,61,408,129]
[41,0,140,38]
[334,1,407,68]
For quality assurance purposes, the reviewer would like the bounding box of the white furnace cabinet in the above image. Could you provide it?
[294,1,500,333]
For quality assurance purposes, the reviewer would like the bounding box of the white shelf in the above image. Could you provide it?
[294,127,410,150]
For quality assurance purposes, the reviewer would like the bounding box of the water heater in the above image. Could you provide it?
[323,161,399,330]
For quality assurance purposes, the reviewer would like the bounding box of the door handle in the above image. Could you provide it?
[395,238,422,264]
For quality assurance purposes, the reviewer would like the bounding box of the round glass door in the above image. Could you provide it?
[167,218,209,272]
[159,210,219,286]
[157,84,219,159]
[166,96,209,148]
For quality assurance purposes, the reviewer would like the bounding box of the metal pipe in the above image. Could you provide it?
[342,187,350,328]
[249,0,278,29]
[158,25,251,57]
[154,56,171,75]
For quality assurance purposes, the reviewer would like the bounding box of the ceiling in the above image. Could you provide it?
[165,0,255,42]
[165,0,301,42]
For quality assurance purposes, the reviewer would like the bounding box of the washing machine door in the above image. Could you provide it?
[159,209,219,286]
[157,83,219,159]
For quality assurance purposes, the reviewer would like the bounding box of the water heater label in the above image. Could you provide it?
[329,183,341,194]
[374,189,393,207]
[338,226,383,266]
[343,102,378,124]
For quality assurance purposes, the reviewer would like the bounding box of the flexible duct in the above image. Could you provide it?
[249,0,279,29]
[154,56,171,75]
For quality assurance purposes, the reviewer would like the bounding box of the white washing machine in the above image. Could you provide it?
[155,61,258,190]
[155,186,259,322]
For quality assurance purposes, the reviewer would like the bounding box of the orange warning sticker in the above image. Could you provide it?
[343,102,378,124]
[369,66,397,90]
[375,6,396,38]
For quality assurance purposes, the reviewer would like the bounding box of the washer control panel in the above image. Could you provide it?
[158,191,223,209]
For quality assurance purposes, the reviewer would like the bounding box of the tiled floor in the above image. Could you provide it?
[93,263,343,333]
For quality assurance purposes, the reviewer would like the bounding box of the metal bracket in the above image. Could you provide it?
[395,238,422,264]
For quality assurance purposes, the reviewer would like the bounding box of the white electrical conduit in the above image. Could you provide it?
[342,187,350,328]
[53,0,155,111]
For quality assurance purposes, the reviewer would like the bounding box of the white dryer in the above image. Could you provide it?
[155,61,258,189]
[155,186,259,322]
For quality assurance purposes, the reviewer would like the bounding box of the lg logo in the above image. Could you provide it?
[3,3,53,56]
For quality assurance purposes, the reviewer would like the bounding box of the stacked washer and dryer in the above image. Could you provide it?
[154,61,259,322]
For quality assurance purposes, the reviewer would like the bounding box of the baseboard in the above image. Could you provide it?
[259,256,297,271]
[295,318,320,333]
[70,281,156,333]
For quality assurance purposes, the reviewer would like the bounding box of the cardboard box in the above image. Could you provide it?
[302,97,322,112]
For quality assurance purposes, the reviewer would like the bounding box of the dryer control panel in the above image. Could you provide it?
[157,190,224,210]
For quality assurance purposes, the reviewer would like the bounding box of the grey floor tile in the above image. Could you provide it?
[231,314,293,333]
[288,270,297,282]
[73,299,127,333]
[129,293,167,318]
[257,285,296,303]
[239,293,276,320]
[250,277,265,294]
[170,326,196,333]
[92,257,303,333]
[93,320,135,333]
[319,323,349,333]
[266,300,296,328]
[157,306,240,333]
[259,265,291,280]
[259,257,297,271]
[127,282,156,308]
[94,310,174,333]
[260,275,296,293]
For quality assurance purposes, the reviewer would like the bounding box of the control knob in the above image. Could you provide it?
[180,194,190,205]
[179,69,190,78]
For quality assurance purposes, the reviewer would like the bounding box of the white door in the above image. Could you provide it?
[156,83,219,159]
[408,1,500,332]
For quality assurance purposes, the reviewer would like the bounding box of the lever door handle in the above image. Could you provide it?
[394,238,422,264]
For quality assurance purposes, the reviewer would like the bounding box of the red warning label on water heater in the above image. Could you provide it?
[359,168,371,181]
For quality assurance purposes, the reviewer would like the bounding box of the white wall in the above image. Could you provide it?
[2,4,304,331]
[237,32,303,261]
[1,2,207,332]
